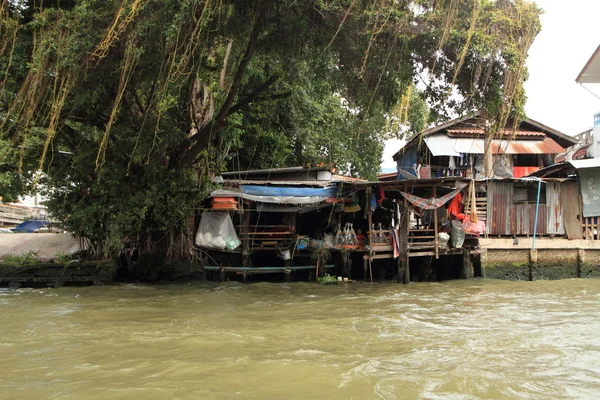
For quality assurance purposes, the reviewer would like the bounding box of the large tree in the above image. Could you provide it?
[0,0,541,262]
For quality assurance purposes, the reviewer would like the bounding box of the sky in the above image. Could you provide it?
[381,0,600,170]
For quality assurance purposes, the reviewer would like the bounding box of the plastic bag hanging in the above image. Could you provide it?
[195,212,241,250]
[334,226,344,248]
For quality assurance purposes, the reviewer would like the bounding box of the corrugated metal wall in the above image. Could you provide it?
[514,204,547,235]
[487,182,512,235]
[487,181,566,236]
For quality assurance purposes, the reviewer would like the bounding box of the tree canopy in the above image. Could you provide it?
[0,0,542,260]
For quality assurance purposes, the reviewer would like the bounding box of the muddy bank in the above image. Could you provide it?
[0,261,116,288]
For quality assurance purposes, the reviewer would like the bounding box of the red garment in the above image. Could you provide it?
[356,234,366,247]
[447,193,466,221]
[378,185,385,203]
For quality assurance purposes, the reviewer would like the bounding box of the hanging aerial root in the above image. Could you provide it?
[451,0,481,86]
[91,0,150,61]
[95,42,140,171]
[39,72,76,170]
[431,0,459,75]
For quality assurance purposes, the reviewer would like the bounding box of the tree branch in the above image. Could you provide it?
[180,5,267,167]
[227,75,279,116]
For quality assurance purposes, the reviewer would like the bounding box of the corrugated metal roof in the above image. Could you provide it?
[377,172,398,181]
[220,166,330,177]
[493,137,564,154]
[349,177,572,187]
[395,114,576,159]
[331,174,368,182]
[222,180,338,187]
[423,134,564,155]
[448,128,545,137]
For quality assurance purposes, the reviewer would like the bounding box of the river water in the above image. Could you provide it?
[1,279,599,399]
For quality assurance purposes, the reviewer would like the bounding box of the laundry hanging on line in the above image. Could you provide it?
[399,183,467,210]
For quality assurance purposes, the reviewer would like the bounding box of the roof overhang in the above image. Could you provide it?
[576,45,600,84]
[569,158,600,169]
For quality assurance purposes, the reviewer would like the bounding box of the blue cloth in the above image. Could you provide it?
[395,146,418,180]
[241,185,338,197]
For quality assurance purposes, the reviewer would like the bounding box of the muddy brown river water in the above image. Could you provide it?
[1,279,599,399]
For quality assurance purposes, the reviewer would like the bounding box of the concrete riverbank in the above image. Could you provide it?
[479,238,600,280]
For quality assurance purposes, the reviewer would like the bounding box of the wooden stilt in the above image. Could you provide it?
[284,259,291,282]
[462,249,474,279]
[367,210,373,282]
[398,205,410,284]
[433,185,439,260]
[241,204,251,268]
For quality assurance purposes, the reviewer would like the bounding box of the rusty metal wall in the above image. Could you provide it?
[514,204,547,235]
[487,180,560,236]
[487,181,512,235]
[546,181,564,235]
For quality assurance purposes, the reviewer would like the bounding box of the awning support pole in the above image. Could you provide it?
[532,178,542,251]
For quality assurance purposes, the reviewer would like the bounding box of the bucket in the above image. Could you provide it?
[280,250,291,260]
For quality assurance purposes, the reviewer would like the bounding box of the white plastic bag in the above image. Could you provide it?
[195,212,241,250]
[323,233,335,248]
[438,232,450,249]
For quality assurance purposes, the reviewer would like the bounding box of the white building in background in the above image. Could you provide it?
[576,45,600,159]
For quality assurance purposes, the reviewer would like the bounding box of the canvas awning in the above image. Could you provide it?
[211,189,328,205]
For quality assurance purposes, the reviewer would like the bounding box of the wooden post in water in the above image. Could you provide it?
[397,205,410,284]
[461,249,474,279]
[241,204,251,268]
[366,210,373,281]
[284,253,292,282]
[433,185,439,260]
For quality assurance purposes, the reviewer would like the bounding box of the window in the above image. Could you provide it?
[513,184,545,205]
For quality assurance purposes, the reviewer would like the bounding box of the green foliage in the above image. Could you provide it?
[311,246,331,264]
[3,251,40,266]
[317,273,338,285]
[53,252,74,264]
[0,0,542,265]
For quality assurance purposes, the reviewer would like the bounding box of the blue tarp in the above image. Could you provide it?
[12,220,49,233]
[395,146,418,180]
[241,185,339,197]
